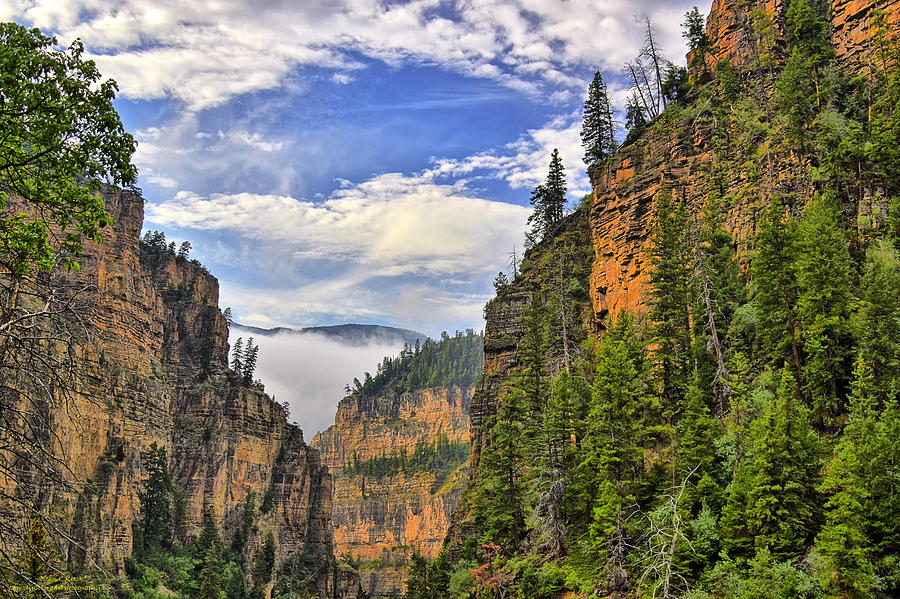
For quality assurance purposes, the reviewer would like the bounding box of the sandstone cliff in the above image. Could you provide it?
[0,187,353,598]
[590,0,898,319]
[314,335,480,597]
[449,0,899,564]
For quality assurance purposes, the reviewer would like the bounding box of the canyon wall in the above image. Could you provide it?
[0,187,353,598]
[314,378,474,596]
[590,0,898,319]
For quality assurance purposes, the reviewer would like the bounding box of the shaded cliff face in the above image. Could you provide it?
[0,187,348,598]
[314,376,475,596]
[447,207,595,553]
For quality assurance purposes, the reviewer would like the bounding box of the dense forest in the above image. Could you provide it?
[407,3,900,599]
[347,330,484,398]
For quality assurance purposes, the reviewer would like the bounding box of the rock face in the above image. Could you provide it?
[0,187,348,598]
[590,0,898,319]
[450,0,898,556]
[314,384,473,597]
[702,0,899,74]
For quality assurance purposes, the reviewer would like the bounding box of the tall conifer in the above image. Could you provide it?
[581,71,616,169]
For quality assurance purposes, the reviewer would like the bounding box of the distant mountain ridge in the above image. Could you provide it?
[231,322,427,347]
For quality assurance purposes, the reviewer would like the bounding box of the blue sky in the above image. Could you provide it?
[4,0,705,337]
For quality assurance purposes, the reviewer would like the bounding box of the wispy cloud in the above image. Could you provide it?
[13,0,695,111]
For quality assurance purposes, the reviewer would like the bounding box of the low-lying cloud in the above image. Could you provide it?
[228,328,403,438]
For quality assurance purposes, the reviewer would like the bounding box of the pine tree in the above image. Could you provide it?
[243,338,259,384]
[785,0,831,62]
[406,549,429,599]
[752,198,802,382]
[795,193,853,422]
[579,333,647,553]
[198,543,225,599]
[817,357,880,597]
[223,307,233,325]
[625,94,647,143]
[527,149,567,241]
[683,7,709,73]
[649,189,693,407]
[252,531,276,588]
[581,71,616,169]
[177,240,192,260]
[231,337,244,373]
[475,387,526,548]
[721,369,820,559]
[691,198,745,406]
[138,442,173,551]
[8,517,66,599]
[853,239,900,402]
[675,378,722,513]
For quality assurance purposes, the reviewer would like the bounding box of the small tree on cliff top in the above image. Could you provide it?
[527,149,567,242]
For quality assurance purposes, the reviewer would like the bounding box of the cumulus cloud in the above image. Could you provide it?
[228,328,403,436]
[146,171,531,276]
[12,0,696,110]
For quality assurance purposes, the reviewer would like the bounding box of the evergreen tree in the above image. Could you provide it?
[581,71,616,169]
[776,49,816,141]
[177,240,192,260]
[198,543,225,599]
[752,198,802,381]
[493,271,509,293]
[243,338,259,384]
[648,189,693,406]
[625,94,647,143]
[721,369,820,559]
[406,549,429,599]
[785,0,832,62]
[475,387,526,548]
[252,531,276,588]
[223,307,233,325]
[675,378,722,513]
[683,6,709,73]
[692,199,745,406]
[795,193,853,422]
[8,517,66,599]
[817,357,880,597]
[195,515,221,557]
[138,442,173,551]
[572,331,647,554]
[231,337,244,373]
[853,239,900,402]
[527,149,567,241]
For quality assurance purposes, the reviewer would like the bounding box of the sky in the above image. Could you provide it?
[4,0,705,433]
[3,0,703,337]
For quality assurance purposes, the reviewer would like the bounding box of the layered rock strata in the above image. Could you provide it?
[0,187,351,598]
[314,385,472,597]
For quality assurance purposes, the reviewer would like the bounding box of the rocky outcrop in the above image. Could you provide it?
[591,0,898,318]
[699,0,899,76]
[0,186,347,597]
[314,385,473,597]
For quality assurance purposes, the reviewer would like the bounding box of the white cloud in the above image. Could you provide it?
[427,113,589,196]
[146,171,531,276]
[11,0,698,110]
[227,328,404,436]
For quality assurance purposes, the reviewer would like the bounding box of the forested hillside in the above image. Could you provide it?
[413,2,900,598]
